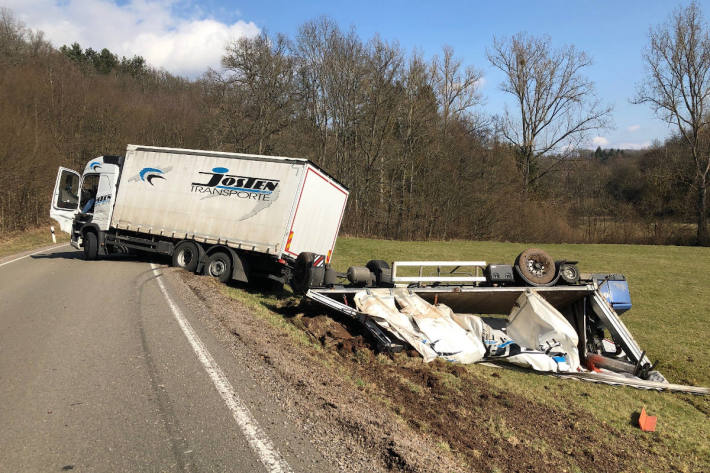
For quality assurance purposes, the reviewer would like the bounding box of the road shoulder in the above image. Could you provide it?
[0,242,70,267]
[162,267,465,473]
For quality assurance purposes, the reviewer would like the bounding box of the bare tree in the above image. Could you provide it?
[635,1,710,245]
[220,32,295,154]
[357,36,402,223]
[487,33,611,193]
[431,45,483,136]
[294,17,339,167]
[0,7,26,62]
[390,55,437,239]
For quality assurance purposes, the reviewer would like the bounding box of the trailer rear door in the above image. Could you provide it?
[284,165,348,263]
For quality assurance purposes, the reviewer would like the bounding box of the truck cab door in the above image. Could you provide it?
[50,167,80,234]
[91,173,116,230]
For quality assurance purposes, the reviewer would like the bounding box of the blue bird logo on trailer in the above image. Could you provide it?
[139,167,165,185]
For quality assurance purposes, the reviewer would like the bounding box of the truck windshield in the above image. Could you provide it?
[80,174,100,213]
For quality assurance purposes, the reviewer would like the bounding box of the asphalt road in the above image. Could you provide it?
[0,245,330,472]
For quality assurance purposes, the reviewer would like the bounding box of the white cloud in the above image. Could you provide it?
[627,124,641,132]
[591,136,609,147]
[615,141,651,150]
[5,0,260,77]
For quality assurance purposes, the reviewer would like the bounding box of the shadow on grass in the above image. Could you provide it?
[629,410,641,428]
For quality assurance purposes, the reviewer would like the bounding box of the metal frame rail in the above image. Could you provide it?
[391,261,487,286]
[556,372,709,395]
[590,290,651,367]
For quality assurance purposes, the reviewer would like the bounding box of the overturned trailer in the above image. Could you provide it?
[301,251,709,395]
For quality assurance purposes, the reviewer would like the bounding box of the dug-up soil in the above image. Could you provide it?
[175,271,677,473]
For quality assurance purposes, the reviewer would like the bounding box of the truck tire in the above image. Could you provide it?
[173,241,199,273]
[514,248,556,286]
[366,260,392,286]
[205,251,232,283]
[83,231,98,260]
[291,252,316,294]
[558,263,580,284]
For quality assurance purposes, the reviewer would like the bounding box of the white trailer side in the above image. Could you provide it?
[110,145,347,259]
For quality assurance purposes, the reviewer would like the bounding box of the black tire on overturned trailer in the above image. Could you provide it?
[514,247,559,286]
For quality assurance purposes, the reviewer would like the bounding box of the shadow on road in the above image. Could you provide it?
[30,251,171,266]
[29,250,82,260]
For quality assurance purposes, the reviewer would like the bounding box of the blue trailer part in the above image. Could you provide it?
[593,274,632,314]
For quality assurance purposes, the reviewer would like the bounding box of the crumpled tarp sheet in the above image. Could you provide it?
[354,288,485,363]
[354,288,580,373]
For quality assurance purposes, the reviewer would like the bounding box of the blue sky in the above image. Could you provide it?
[224,0,697,150]
[9,0,705,148]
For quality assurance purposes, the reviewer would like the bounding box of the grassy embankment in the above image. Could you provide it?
[226,237,710,472]
[0,227,68,259]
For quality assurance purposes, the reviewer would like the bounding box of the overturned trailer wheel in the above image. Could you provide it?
[514,248,558,286]
[558,262,580,285]
[366,260,393,287]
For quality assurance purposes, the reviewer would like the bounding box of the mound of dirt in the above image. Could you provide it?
[297,314,368,354]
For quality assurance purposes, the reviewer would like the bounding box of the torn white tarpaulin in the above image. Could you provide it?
[353,288,579,372]
[354,289,486,363]
[480,323,568,372]
[506,290,580,371]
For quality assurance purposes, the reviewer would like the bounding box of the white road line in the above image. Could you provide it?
[0,244,70,268]
[150,264,293,473]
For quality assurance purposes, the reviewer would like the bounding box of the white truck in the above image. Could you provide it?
[50,145,348,287]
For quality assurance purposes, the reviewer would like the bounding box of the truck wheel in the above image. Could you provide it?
[366,259,392,286]
[83,231,98,260]
[173,241,199,272]
[558,263,580,284]
[205,251,232,283]
[291,252,316,294]
[514,248,556,286]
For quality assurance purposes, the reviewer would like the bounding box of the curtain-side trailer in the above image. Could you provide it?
[50,145,348,287]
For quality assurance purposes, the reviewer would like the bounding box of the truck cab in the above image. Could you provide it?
[50,156,122,251]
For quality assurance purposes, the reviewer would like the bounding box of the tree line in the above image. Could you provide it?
[0,3,708,245]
